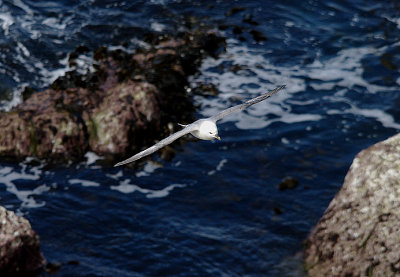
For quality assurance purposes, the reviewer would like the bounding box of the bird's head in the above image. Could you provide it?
[200,120,221,141]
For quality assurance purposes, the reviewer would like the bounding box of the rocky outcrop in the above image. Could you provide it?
[304,133,400,276]
[0,206,45,273]
[0,26,225,163]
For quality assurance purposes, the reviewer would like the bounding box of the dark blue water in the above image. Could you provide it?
[1,0,400,276]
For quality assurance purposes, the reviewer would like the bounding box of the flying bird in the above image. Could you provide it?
[114,85,285,167]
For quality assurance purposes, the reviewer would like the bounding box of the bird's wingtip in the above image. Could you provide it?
[114,157,136,167]
[275,84,286,93]
[114,160,128,167]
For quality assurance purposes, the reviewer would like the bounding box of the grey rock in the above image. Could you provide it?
[304,134,400,276]
[0,206,45,273]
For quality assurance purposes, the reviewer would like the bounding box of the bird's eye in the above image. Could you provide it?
[209,132,213,134]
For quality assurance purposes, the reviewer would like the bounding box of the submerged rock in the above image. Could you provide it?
[304,133,400,276]
[0,26,226,163]
[0,206,45,273]
[278,176,299,191]
[250,30,268,42]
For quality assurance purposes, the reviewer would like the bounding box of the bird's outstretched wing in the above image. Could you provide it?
[114,124,198,167]
[209,85,285,122]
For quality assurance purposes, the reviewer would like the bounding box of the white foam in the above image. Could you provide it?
[191,38,400,131]
[12,0,34,16]
[17,42,30,57]
[111,179,143,194]
[69,179,100,187]
[146,184,186,198]
[84,152,103,165]
[136,162,162,177]
[285,21,295,27]
[191,42,315,129]
[151,22,166,32]
[0,5,80,112]
[328,105,400,130]
[1,87,23,111]
[69,53,96,75]
[0,12,14,35]
[106,170,124,180]
[385,15,400,29]
[281,137,290,144]
[0,52,71,111]
[149,0,166,4]
[208,158,227,176]
[309,82,336,91]
[278,113,323,124]
[36,59,69,84]
[0,164,48,209]
[110,179,185,198]
[42,17,67,30]
[304,47,393,94]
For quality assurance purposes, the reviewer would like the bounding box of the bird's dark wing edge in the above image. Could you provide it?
[209,85,285,122]
[114,124,197,167]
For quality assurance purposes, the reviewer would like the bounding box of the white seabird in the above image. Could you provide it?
[114,85,285,167]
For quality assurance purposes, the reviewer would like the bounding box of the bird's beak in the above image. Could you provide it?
[215,136,221,141]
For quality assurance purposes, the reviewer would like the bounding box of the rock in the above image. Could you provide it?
[273,207,283,215]
[380,53,398,71]
[304,133,400,276]
[242,14,259,26]
[88,81,161,157]
[0,88,93,161]
[233,25,243,35]
[0,206,45,273]
[192,83,219,97]
[0,84,13,102]
[21,86,37,101]
[278,176,299,191]
[0,25,226,163]
[44,260,80,274]
[225,6,245,17]
[250,30,268,42]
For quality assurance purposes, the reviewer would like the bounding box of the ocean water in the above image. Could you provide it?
[1,0,400,276]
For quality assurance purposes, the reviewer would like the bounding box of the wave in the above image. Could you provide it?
[191,38,400,131]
